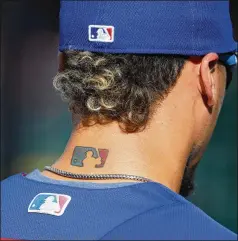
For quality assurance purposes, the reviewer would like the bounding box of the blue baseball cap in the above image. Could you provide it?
[59,0,237,56]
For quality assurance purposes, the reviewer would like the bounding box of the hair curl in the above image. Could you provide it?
[53,51,187,133]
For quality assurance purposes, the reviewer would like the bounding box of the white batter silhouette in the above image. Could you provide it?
[97,28,110,41]
[39,196,60,213]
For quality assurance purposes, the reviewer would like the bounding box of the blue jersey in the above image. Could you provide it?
[1,173,237,240]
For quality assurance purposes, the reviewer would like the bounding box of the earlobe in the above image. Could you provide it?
[199,53,219,107]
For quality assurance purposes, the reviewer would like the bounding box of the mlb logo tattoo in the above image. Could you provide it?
[71,146,109,168]
[89,25,114,43]
[28,193,71,216]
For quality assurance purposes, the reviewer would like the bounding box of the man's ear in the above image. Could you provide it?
[199,53,219,108]
[58,52,65,72]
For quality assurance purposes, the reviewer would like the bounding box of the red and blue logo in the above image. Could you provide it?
[89,25,114,43]
[28,193,71,216]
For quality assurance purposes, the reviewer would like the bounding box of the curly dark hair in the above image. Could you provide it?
[53,51,187,133]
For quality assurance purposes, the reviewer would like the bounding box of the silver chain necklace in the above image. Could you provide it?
[44,166,151,183]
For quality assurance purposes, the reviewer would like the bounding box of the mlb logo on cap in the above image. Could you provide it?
[28,193,71,216]
[60,1,236,55]
[89,25,114,43]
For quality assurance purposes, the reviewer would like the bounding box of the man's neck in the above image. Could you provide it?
[42,119,193,193]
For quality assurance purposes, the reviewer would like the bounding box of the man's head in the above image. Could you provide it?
[54,51,236,196]
[56,1,237,196]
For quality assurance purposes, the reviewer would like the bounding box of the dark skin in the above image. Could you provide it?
[43,53,227,197]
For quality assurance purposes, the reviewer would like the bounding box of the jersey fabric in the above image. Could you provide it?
[1,172,237,240]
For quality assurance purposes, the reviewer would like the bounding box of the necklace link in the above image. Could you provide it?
[44,166,151,183]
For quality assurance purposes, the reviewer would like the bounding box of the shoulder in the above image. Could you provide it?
[1,173,44,205]
[1,173,26,190]
[1,174,21,188]
[101,201,237,240]
[1,174,28,205]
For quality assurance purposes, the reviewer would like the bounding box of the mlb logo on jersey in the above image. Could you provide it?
[28,193,71,216]
[89,25,114,43]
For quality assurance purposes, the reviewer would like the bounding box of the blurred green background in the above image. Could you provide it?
[1,0,237,233]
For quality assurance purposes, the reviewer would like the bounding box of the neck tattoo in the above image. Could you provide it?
[71,146,109,168]
[45,146,152,182]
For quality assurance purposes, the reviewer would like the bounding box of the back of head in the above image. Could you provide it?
[54,52,187,132]
[55,0,236,133]
[53,1,237,198]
